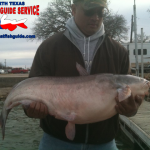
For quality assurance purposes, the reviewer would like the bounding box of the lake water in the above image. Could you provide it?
[0,101,135,150]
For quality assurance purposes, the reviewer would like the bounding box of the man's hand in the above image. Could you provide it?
[23,102,49,119]
[115,94,143,117]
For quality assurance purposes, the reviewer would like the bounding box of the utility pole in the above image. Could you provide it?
[4,59,6,69]
[133,0,139,76]
[141,28,144,78]
[130,15,133,43]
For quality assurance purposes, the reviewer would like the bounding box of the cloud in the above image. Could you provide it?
[0,0,149,68]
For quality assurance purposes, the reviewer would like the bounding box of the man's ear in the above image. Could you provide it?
[71,4,76,16]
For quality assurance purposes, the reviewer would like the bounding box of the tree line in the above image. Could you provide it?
[0,62,12,70]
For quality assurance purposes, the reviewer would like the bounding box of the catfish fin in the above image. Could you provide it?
[21,100,32,109]
[117,85,131,102]
[55,111,76,122]
[65,122,75,140]
[6,100,32,110]
[76,62,89,76]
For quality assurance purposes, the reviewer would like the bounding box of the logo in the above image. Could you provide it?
[0,15,28,31]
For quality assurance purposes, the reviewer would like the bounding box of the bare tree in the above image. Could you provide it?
[31,0,129,42]
[137,33,150,43]
[103,10,129,42]
[0,62,4,69]
[31,0,72,41]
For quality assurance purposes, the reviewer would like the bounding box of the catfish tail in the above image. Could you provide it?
[0,108,11,140]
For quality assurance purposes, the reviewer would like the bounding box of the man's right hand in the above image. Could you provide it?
[23,102,49,119]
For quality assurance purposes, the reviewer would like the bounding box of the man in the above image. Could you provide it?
[24,0,143,149]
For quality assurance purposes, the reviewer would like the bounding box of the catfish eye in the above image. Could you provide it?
[139,77,144,82]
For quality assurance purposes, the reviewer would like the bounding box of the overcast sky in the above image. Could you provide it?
[0,0,149,68]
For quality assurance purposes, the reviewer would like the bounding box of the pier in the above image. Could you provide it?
[119,100,150,150]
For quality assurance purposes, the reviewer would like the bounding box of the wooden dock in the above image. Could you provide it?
[119,100,150,150]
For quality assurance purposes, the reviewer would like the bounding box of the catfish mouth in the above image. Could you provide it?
[144,80,150,96]
[145,80,150,88]
[148,82,150,88]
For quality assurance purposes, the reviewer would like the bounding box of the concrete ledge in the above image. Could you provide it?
[120,115,150,149]
[0,77,27,88]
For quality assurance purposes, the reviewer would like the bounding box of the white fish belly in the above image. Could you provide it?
[71,84,117,124]
[43,80,118,124]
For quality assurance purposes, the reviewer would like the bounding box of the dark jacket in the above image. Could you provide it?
[29,32,129,144]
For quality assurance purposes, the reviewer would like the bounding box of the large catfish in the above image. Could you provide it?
[0,63,149,140]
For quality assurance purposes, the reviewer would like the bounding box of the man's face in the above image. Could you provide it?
[72,3,104,37]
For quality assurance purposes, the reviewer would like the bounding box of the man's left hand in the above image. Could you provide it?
[115,94,143,117]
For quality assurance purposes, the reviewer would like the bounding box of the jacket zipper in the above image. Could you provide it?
[90,34,106,74]
[84,35,106,144]
[64,31,106,144]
